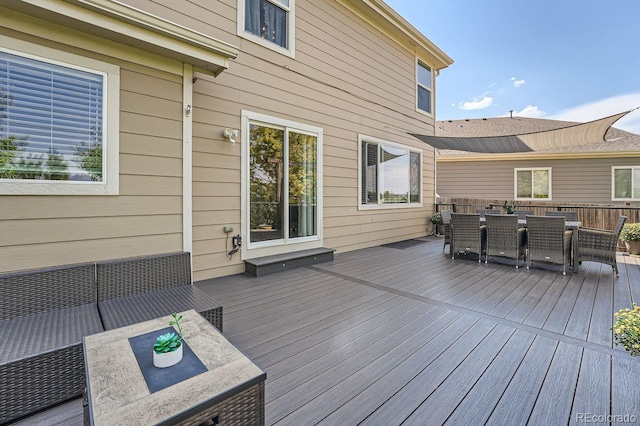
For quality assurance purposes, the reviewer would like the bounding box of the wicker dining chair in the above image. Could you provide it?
[450,213,486,262]
[526,215,573,275]
[485,214,527,268]
[513,210,534,219]
[440,210,452,252]
[476,208,501,218]
[576,215,627,276]
[545,210,578,221]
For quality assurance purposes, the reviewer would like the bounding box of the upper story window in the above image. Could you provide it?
[417,60,432,115]
[612,166,640,200]
[359,135,422,209]
[238,0,295,57]
[515,167,551,200]
[0,37,119,195]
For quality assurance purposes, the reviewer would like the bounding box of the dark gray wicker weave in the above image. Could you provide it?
[96,252,223,332]
[526,215,573,275]
[576,215,627,276]
[175,380,265,426]
[441,210,452,252]
[450,213,486,262]
[545,210,579,221]
[514,210,534,219]
[0,264,103,424]
[485,214,527,268]
[476,208,500,218]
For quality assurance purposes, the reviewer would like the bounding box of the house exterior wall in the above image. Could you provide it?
[192,1,437,280]
[0,1,447,279]
[0,11,185,273]
[436,156,640,205]
[116,1,440,280]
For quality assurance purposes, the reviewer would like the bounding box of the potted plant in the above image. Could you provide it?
[502,201,516,215]
[430,211,443,235]
[620,223,640,255]
[153,312,184,368]
[613,304,640,356]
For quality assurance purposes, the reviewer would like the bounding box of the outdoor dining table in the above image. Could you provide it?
[478,217,582,271]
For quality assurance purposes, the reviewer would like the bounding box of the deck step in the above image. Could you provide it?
[244,247,335,277]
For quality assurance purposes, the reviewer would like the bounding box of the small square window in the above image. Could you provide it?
[239,0,295,56]
[515,168,551,200]
[613,166,640,200]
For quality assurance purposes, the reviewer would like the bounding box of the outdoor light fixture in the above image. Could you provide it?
[222,128,239,144]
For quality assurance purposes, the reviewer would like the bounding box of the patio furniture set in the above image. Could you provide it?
[0,252,223,424]
[442,209,627,276]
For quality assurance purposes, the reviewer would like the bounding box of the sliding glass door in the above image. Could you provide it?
[248,122,318,245]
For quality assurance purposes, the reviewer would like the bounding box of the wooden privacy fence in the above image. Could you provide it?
[436,197,640,231]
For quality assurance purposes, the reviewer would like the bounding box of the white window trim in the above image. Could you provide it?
[358,134,423,210]
[416,58,434,117]
[0,36,119,195]
[237,0,296,58]
[514,167,552,200]
[612,165,640,201]
[241,110,322,259]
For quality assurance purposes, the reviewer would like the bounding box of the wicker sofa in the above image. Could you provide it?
[0,263,104,424]
[97,252,223,332]
[1,251,223,423]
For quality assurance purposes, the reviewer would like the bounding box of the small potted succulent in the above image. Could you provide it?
[613,304,640,356]
[153,312,184,368]
[620,223,640,255]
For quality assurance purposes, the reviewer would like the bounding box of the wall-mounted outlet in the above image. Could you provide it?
[223,226,234,234]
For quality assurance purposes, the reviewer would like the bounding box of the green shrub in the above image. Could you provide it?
[620,223,640,242]
[430,212,443,225]
[613,304,640,356]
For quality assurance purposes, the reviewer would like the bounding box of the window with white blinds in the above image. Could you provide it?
[0,38,119,195]
[1,51,104,181]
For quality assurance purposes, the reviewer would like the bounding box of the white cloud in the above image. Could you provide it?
[550,92,640,134]
[459,96,493,110]
[500,105,546,118]
[510,77,525,87]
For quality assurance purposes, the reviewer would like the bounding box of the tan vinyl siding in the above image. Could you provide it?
[0,25,185,273]
[436,157,640,204]
[1,1,443,278]
[167,0,438,280]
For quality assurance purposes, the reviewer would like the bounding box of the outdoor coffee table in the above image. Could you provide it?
[83,309,265,425]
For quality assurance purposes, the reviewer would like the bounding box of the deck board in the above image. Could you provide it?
[528,342,582,425]
[570,350,611,425]
[486,335,559,424]
[17,237,640,425]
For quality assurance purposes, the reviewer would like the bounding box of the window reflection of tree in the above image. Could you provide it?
[249,125,317,243]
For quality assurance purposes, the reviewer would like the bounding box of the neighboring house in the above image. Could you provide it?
[0,1,452,279]
[433,115,640,206]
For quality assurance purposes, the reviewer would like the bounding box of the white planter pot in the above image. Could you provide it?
[153,344,183,368]
[625,241,640,255]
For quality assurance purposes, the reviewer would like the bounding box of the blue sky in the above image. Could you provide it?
[384,0,640,134]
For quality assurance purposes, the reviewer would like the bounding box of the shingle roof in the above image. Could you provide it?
[433,116,640,156]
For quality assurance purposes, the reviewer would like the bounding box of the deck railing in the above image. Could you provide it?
[436,197,640,231]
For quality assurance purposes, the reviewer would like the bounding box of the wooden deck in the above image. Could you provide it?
[15,237,640,425]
